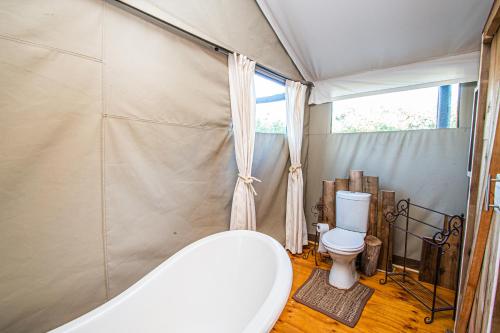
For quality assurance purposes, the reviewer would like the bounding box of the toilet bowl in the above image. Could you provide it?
[321,227,366,289]
[321,191,371,289]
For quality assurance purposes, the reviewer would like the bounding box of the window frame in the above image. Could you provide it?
[330,83,461,134]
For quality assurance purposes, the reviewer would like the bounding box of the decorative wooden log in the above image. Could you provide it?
[440,215,459,290]
[334,178,349,192]
[322,180,335,228]
[418,237,439,284]
[333,178,349,226]
[363,176,379,236]
[361,235,382,276]
[349,170,363,192]
[377,190,395,271]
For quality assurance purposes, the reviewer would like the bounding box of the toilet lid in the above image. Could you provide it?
[321,228,365,251]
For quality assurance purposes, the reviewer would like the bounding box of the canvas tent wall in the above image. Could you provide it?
[0,0,304,332]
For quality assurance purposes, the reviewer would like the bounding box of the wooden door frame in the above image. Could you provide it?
[455,1,500,331]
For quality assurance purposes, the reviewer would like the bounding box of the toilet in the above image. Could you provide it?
[321,191,371,289]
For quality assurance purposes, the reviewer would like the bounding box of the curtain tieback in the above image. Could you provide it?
[238,174,262,196]
[289,163,302,174]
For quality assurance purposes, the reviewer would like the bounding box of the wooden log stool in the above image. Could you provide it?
[361,235,382,276]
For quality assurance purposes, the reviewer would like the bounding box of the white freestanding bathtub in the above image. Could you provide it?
[50,230,292,333]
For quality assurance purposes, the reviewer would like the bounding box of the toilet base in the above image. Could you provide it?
[327,250,362,289]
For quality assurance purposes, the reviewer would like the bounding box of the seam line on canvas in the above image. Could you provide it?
[0,34,103,63]
[101,1,111,300]
[102,113,230,130]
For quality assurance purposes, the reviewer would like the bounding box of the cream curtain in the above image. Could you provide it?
[228,53,259,230]
[285,80,308,254]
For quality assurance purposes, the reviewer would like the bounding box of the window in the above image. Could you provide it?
[255,73,286,134]
[331,84,460,133]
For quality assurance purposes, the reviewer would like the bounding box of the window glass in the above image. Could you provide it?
[255,73,286,134]
[331,84,459,133]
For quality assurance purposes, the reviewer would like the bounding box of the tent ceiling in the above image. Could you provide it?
[257,0,493,82]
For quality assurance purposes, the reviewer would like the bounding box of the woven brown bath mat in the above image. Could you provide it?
[293,268,374,328]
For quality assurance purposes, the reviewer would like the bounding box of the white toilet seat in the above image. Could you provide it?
[321,228,365,253]
[321,227,366,289]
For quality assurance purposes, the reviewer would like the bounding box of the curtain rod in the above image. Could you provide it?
[108,0,313,86]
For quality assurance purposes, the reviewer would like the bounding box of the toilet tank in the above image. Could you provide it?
[336,191,371,233]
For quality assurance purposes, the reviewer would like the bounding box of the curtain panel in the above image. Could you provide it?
[285,80,308,253]
[228,53,259,230]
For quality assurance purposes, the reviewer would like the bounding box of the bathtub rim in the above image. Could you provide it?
[239,231,293,333]
[50,230,292,333]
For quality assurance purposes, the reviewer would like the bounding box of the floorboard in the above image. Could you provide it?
[272,249,455,333]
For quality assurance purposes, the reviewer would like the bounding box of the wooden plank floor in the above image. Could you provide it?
[272,249,455,333]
